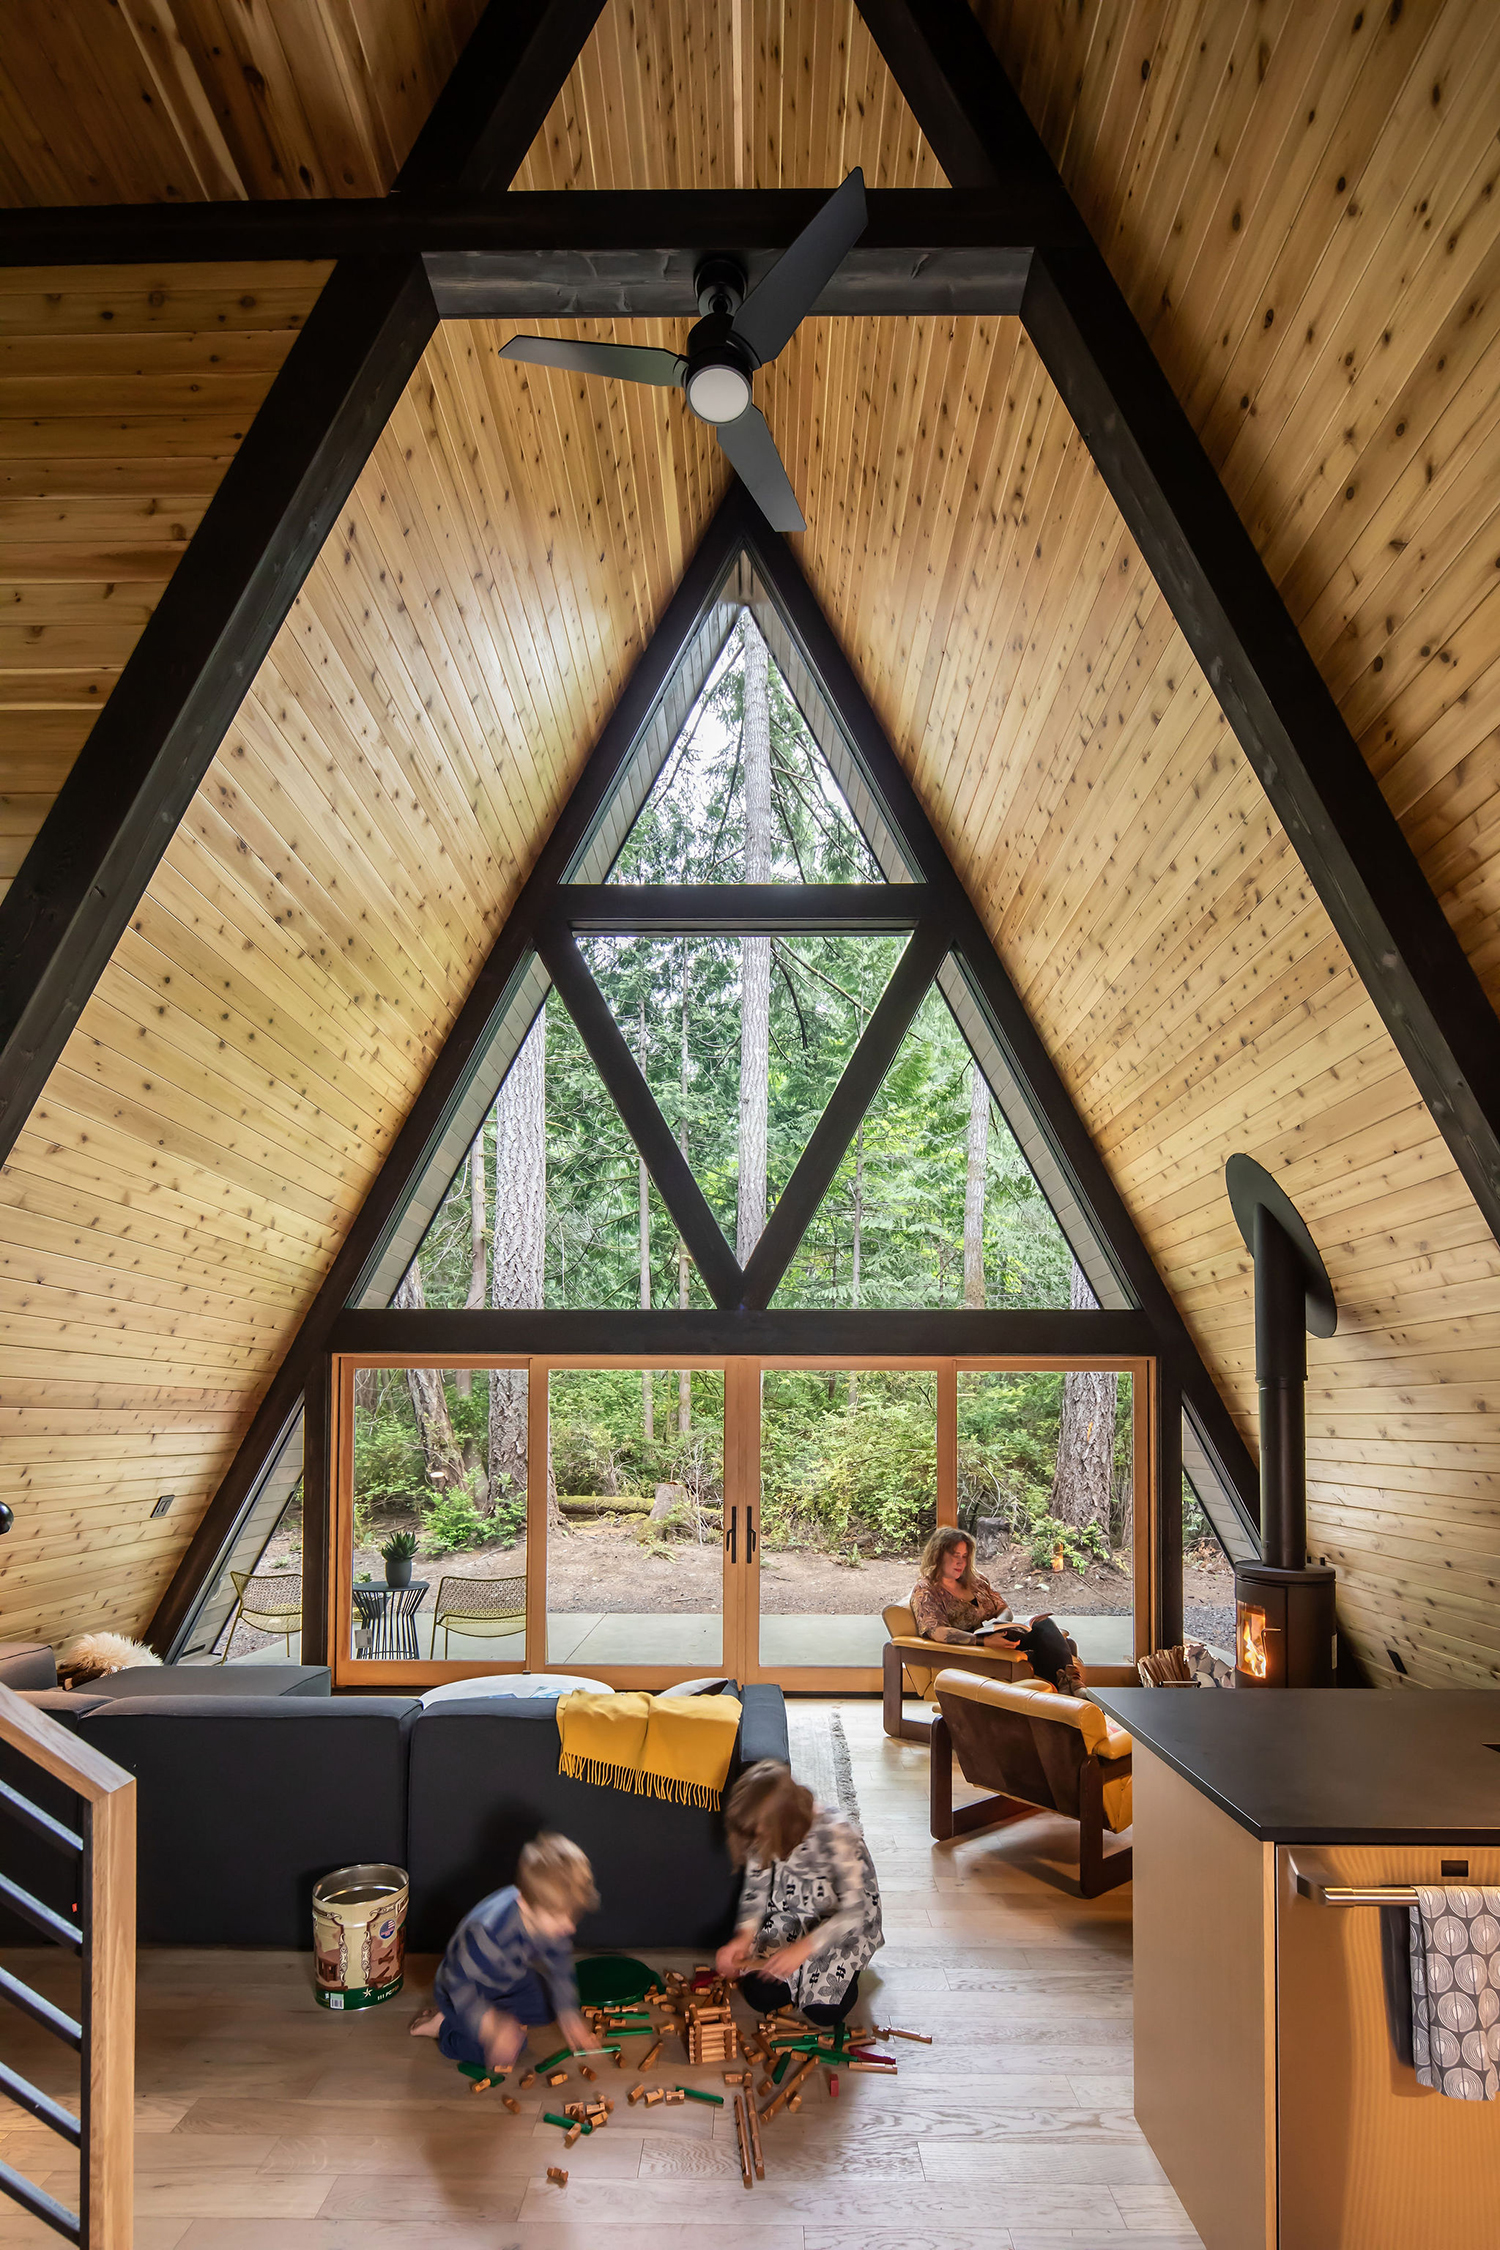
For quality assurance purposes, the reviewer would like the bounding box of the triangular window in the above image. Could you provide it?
[770,983,1074,1310]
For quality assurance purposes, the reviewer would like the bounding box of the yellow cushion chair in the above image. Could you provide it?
[881,1600,1031,1741]
[930,1668,1134,1896]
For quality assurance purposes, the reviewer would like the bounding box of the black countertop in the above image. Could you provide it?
[1090,1688,1500,1845]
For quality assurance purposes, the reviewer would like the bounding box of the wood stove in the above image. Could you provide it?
[1225,1156,1338,1689]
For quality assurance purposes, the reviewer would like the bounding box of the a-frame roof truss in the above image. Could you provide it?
[152,486,1257,1658]
[4,0,1493,1646]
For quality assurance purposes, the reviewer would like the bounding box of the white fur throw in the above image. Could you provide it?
[58,1631,162,1686]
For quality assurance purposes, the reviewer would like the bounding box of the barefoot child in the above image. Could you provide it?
[715,1760,883,2024]
[410,1832,596,2071]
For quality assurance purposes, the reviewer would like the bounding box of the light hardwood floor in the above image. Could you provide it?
[0,1698,1202,2248]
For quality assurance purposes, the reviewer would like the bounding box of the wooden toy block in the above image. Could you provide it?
[826,2072,838,2099]
[502,2096,520,2114]
[546,2070,570,2087]
[580,2066,596,2082]
[564,2124,581,2148]
[883,2026,931,2043]
[639,2037,662,2071]
[547,2167,568,2187]
[746,2092,764,2179]
[519,2072,535,2089]
[468,2076,493,2094]
[788,2093,802,2111]
[760,2055,815,2120]
[757,2075,774,2097]
[663,2087,686,2104]
[849,2048,897,2065]
[644,2087,664,2106]
[848,2059,897,2074]
[723,2070,750,2085]
[734,2091,753,2189]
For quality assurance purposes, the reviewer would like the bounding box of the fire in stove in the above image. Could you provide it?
[1225,1156,1339,1689]
[1237,1602,1270,1681]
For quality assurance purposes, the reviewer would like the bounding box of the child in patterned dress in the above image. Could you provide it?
[715,1760,883,2024]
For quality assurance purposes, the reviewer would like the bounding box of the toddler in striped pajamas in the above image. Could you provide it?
[409,1832,596,2070]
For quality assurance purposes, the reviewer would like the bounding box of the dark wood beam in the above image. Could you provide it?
[145,497,747,1653]
[559,883,928,933]
[331,1306,1155,1360]
[539,921,743,1310]
[739,921,948,1309]
[728,482,1261,1530]
[0,0,606,1179]
[857,0,1500,1254]
[0,190,1072,314]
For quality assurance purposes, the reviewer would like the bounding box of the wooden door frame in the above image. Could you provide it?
[325,1348,1158,1693]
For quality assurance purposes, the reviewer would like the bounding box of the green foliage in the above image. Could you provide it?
[380,1529,418,1562]
[1020,1513,1109,1573]
[423,1481,503,1554]
[759,1371,938,1556]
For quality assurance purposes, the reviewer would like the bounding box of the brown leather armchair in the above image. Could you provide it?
[929,1668,1134,1896]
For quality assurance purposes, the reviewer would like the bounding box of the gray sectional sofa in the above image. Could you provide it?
[0,1643,788,1953]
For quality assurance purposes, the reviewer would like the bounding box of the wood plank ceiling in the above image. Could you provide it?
[0,0,1496,1691]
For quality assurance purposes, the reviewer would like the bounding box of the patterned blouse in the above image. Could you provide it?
[910,1571,1010,1643]
[736,1806,884,2010]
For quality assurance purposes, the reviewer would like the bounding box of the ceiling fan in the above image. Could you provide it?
[497,169,868,534]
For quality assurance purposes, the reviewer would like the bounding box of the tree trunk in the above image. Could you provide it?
[1050,1261,1117,1535]
[488,1012,546,1517]
[454,1140,487,1400]
[678,938,692,1437]
[639,988,653,1441]
[737,624,772,1264]
[393,1265,465,1491]
[963,1061,990,1308]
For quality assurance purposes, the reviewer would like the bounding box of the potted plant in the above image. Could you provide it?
[380,1529,418,1588]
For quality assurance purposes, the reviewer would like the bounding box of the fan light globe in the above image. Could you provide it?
[685,362,751,425]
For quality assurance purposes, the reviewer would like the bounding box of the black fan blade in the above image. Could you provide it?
[731,168,868,367]
[715,407,805,534]
[498,336,683,387]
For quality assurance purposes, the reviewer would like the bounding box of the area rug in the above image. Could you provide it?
[784,1702,861,1824]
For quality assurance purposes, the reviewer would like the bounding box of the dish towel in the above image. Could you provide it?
[1408,1885,1500,2099]
[556,1690,742,1809]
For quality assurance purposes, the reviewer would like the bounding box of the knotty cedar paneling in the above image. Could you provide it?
[0,0,483,204]
[0,263,327,899]
[0,320,723,1643]
[517,0,946,189]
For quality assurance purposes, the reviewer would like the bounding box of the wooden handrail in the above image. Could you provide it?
[0,1681,135,2248]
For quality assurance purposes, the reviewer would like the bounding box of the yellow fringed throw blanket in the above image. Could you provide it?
[556,1690,742,1810]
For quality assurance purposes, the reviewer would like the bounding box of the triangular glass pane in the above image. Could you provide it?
[581,929,909,1261]
[771,984,1075,1309]
[399,991,716,1314]
[608,615,884,884]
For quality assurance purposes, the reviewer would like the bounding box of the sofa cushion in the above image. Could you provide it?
[419,1672,610,1707]
[83,1662,331,1701]
[406,1698,751,1952]
[0,1640,57,1691]
[78,1696,418,1946]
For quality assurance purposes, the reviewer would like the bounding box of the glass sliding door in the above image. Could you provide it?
[544,1364,726,1674]
[336,1358,530,1680]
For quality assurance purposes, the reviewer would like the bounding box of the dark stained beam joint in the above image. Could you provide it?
[559,883,930,933]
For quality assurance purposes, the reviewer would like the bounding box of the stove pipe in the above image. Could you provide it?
[1226,1155,1338,1688]
[1253,1201,1309,1571]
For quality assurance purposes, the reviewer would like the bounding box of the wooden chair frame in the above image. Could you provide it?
[928,1709,1134,1897]
[882,1636,1031,1741]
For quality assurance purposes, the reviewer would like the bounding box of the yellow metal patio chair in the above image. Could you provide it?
[429,1573,527,1659]
[221,1569,302,1661]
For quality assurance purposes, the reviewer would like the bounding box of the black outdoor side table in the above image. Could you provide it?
[352,1580,430,1660]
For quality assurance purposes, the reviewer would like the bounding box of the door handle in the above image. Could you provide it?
[747,1505,758,1564]
[725,1504,737,1564]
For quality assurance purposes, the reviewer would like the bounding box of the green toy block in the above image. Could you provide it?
[679,2087,723,2106]
[771,2052,792,2085]
[536,2048,574,2073]
[542,2112,592,2135]
[457,2061,497,2083]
